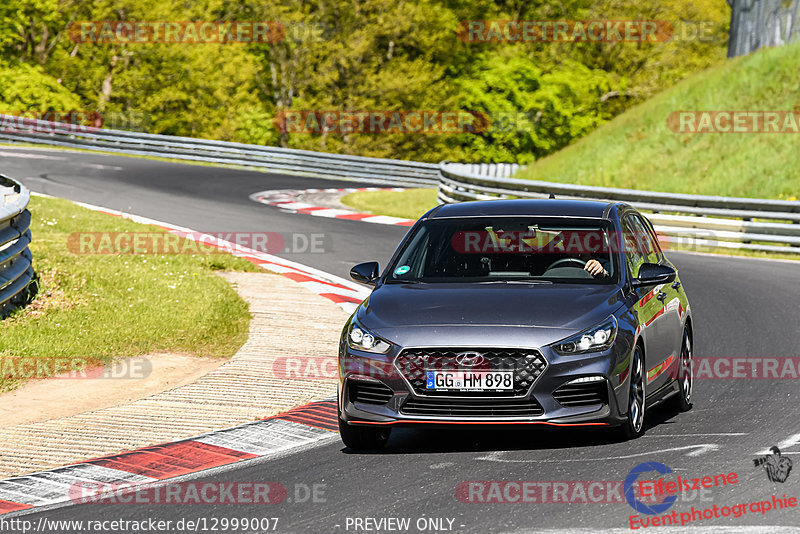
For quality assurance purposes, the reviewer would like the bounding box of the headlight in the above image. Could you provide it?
[347,320,391,353]
[552,316,617,355]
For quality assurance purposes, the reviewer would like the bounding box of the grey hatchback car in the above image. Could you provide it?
[338,199,693,450]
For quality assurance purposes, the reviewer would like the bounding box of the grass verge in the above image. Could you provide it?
[340,188,439,220]
[516,40,800,200]
[0,195,260,393]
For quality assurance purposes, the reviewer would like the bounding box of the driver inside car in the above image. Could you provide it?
[584,257,610,278]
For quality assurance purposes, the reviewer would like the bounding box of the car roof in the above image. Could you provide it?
[428,199,622,220]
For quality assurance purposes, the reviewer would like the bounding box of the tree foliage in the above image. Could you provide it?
[0,0,729,162]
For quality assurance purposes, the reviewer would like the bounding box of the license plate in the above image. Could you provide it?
[425,370,514,391]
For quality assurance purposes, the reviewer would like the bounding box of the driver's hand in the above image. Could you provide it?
[584,259,608,277]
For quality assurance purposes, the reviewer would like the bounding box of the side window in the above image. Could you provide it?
[630,215,661,265]
[638,215,664,261]
[622,216,645,278]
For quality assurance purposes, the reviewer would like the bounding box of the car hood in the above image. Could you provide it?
[357,283,624,347]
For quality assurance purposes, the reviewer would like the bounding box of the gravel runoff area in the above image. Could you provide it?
[0,272,346,477]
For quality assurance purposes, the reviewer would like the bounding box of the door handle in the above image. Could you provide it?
[656,291,667,302]
[671,281,681,289]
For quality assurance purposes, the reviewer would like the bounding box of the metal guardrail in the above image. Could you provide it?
[7,110,794,256]
[439,163,800,254]
[0,114,444,186]
[0,114,522,185]
[0,175,35,316]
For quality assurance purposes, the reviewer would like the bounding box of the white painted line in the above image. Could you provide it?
[0,478,76,506]
[0,151,66,160]
[275,201,316,211]
[25,470,101,487]
[340,302,359,314]
[685,444,720,457]
[308,208,356,217]
[755,432,800,455]
[80,163,123,171]
[0,485,48,505]
[478,444,721,463]
[361,215,413,225]
[647,433,747,437]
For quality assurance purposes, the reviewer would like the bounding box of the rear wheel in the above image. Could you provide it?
[619,346,645,440]
[338,417,391,450]
[670,329,693,412]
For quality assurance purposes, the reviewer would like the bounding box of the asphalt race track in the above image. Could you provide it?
[4,146,800,532]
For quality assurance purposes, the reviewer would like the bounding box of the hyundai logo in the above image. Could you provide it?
[455,351,486,367]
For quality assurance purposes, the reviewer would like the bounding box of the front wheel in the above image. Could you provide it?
[618,346,646,440]
[338,417,391,450]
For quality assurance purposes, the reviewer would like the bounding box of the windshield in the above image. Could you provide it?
[387,217,618,284]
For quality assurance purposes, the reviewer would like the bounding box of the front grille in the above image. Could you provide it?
[395,348,547,397]
[553,381,608,408]
[401,397,544,417]
[348,380,394,405]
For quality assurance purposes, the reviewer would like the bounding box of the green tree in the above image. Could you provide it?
[0,61,81,111]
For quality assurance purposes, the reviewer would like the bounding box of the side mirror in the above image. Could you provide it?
[631,263,676,288]
[350,262,380,285]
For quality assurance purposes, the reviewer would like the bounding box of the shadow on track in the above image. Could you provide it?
[341,405,687,455]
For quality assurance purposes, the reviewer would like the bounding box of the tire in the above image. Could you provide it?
[338,417,391,451]
[619,345,646,440]
[669,328,693,412]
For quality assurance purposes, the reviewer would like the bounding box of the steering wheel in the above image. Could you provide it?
[547,258,587,270]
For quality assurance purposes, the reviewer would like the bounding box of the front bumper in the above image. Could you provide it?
[338,342,632,428]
